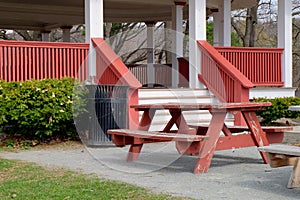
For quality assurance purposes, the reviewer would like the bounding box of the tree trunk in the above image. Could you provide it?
[244,3,258,47]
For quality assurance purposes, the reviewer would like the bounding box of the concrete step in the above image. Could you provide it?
[138,88,218,104]
[138,88,233,131]
[138,88,212,98]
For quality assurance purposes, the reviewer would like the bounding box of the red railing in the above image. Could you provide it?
[0,40,89,82]
[215,46,284,86]
[92,38,142,129]
[127,64,172,87]
[197,40,254,103]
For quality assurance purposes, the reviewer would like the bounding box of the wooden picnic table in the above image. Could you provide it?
[109,102,272,174]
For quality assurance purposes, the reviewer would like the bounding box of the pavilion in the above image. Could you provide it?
[0,0,295,127]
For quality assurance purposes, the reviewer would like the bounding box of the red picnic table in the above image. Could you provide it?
[108,102,272,173]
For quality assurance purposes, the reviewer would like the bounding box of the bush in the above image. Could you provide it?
[0,78,87,141]
[253,97,300,125]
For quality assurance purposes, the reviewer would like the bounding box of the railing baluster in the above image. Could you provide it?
[216,46,284,86]
[0,40,90,82]
[197,41,253,103]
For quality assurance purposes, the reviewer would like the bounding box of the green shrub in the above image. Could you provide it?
[0,78,87,141]
[253,97,300,125]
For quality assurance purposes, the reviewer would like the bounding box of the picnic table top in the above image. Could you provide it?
[288,105,300,111]
[130,102,272,110]
[258,144,300,156]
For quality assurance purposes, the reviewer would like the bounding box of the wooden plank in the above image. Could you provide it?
[268,152,298,168]
[258,145,300,157]
[288,158,300,188]
[259,145,300,188]
[192,124,288,145]
[107,129,208,142]
[130,102,271,111]
[242,111,269,163]
[194,112,227,173]
[192,124,292,134]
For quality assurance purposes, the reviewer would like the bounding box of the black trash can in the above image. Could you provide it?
[86,85,128,147]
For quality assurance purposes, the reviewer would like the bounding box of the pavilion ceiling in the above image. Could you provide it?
[0,0,257,31]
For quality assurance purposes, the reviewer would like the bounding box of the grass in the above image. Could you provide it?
[0,140,84,152]
[0,158,188,200]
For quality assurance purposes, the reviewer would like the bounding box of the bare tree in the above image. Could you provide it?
[14,30,42,41]
[0,30,9,40]
[106,22,166,64]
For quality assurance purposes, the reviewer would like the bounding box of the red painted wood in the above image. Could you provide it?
[116,102,272,173]
[0,40,89,82]
[127,144,144,161]
[194,112,227,173]
[191,125,288,150]
[91,38,142,130]
[266,133,284,144]
[131,102,271,111]
[197,41,254,105]
[177,57,189,87]
[175,141,203,155]
[138,109,156,131]
[242,111,270,163]
[108,128,207,162]
[216,46,284,86]
[126,64,172,87]
[197,41,256,126]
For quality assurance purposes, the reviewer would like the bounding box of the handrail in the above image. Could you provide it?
[91,38,141,88]
[197,40,254,103]
[91,38,142,129]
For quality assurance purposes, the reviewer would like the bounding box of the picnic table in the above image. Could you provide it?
[288,105,300,111]
[108,102,272,173]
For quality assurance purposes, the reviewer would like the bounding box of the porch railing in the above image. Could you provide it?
[215,46,284,86]
[197,40,254,103]
[0,40,89,82]
[127,64,172,87]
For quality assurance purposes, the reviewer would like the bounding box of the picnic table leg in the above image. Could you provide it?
[164,110,197,155]
[164,110,196,134]
[127,109,156,162]
[288,158,300,188]
[138,109,156,131]
[242,111,269,164]
[127,144,143,161]
[194,112,227,173]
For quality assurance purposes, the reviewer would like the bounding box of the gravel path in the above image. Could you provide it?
[1,142,300,200]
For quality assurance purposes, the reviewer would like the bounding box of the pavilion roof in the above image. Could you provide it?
[0,0,257,31]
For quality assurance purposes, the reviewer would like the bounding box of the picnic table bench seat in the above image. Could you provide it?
[107,129,209,161]
[108,129,208,147]
[190,125,292,151]
[258,144,300,188]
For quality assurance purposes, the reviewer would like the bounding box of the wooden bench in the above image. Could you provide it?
[107,129,209,160]
[190,125,292,151]
[258,144,300,188]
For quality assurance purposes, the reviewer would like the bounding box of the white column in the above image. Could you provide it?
[146,22,155,84]
[41,31,50,42]
[61,26,72,42]
[223,0,231,46]
[85,0,104,78]
[213,12,221,46]
[278,0,293,88]
[172,2,185,87]
[189,0,206,88]
[219,0,231,46]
